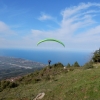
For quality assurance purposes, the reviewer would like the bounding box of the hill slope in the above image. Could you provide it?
[0,63,100,100]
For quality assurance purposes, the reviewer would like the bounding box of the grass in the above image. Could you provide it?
[0,63,100,100]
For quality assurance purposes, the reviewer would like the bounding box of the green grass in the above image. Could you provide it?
[1,63,100,100]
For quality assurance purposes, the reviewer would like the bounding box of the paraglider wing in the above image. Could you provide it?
[37,38,65,47]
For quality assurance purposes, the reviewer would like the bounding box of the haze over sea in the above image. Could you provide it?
[0,49,92,66]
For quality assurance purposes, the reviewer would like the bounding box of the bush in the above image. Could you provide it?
[0,81,10,89]
[53,62,64,68]
[34,78,41,83]
[0,87,3,92]
[9,82,19,88]
[0,81,18,92]
[83,62,94,69]
[57,62,64,67]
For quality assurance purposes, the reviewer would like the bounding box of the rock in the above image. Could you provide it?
[63,67,66,69]
[34,92,45,100]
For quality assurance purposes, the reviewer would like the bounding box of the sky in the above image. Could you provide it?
[0,0,100,52]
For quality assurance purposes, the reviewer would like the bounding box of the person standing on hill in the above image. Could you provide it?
[48,60,51,66]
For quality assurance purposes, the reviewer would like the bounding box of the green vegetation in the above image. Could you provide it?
[0,49,100,100]
[92,48,100,63]
[66,63,71,67]
[0,80,18,92]
[73,61,80,67]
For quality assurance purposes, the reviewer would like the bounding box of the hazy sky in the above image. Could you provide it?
[0,0,100,52]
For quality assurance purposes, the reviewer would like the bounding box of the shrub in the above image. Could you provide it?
[0,87,3,92]
[34,78,41,83]
[83,62,94,69]
[9,82,19,88]
[0,81,18,92]
[52,62,64,67]
[0,81,10,89]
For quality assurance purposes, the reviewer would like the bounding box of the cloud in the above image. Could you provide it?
[30,2,100,51]
[0,21,16,35]
[61,2,100,19]
[38,12,54,21]
[1,2,100,51]
[60,3,100,30]
[0,21,17,48]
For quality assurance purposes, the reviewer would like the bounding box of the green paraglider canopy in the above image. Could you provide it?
[37,38,65,47]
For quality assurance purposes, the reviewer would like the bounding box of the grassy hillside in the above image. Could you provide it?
[0,63,100,100]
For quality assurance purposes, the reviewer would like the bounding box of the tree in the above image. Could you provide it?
[92,48,100,63]
[67,63,71,67]
[57,62,64,67]
[73,61,80,67]
[53,62,64,68]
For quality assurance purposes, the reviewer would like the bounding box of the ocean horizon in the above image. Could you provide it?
[0,48,92,66]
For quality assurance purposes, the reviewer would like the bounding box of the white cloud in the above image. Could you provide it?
[38,12,54,21]
[31,3,100,51]
[61,2,100,19]
[0,21,18,48]
[1,3,100,51]
[0,21,16,35]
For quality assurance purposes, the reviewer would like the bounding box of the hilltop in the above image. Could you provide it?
[0,48,100,100]
[0,62,100,100]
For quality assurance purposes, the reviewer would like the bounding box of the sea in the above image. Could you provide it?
[0,48,92,66]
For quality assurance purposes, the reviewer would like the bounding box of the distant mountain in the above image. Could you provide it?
[0,56,46,80]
